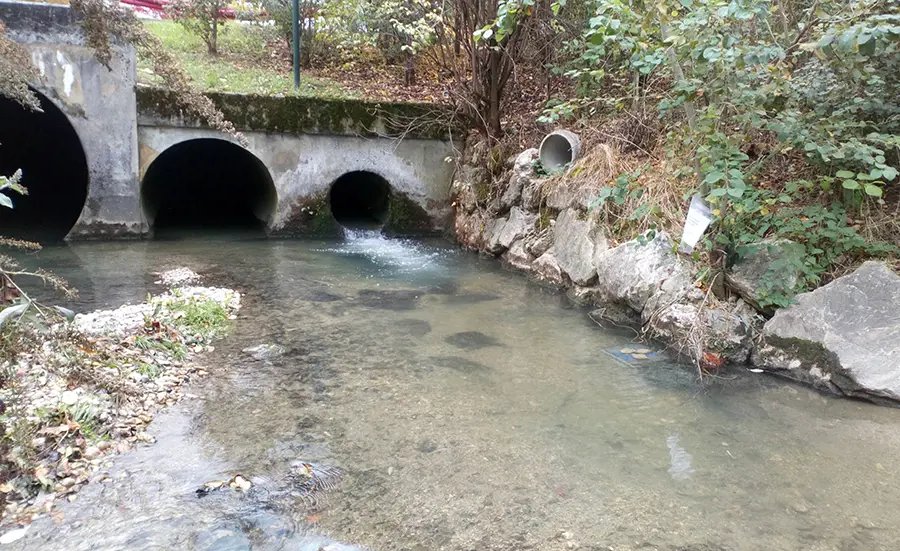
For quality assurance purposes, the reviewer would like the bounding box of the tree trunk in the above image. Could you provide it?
[488,45,501,138]
[404,49,416,86]
[209,13,218,55]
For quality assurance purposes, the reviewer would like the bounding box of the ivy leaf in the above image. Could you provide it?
[864,184,883,198]
[841,179,860,190]
[835,170,855,178]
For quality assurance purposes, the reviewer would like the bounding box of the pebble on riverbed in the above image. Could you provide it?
[0,268,241,529]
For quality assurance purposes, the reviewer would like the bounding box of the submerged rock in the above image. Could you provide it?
[443,292,501,305]
[242,344,287,361]
[552,208,608,286]
[357,289,421,311]
[445,331,502,350]
[726,239,804,312]
[304,289,344,303]
[752,261,900,404]
[430,355,492,374]
[396,318,432,337]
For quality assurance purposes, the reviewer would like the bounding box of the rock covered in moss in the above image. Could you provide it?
[752,261,900,405]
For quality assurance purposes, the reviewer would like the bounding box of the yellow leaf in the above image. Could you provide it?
[760,207,770,215]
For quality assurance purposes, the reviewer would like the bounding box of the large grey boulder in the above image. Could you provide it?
[594,232,693,316]
[726,239,804,312]
[752,261,900,404]
[499,149,538,212]
[497,207,537,250]
[552,208,608,286]
[484,216,509,255]
[502,239,534,272]
[532,251,567,287]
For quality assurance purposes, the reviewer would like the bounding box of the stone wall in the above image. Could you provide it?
[451,136,900,407]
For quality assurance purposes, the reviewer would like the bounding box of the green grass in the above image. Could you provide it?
[139,20,352,98]
[171,298,231,340]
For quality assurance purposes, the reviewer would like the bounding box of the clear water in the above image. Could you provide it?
[11,234,900,551]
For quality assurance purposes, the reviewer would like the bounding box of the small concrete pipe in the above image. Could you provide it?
[539,130,581,173]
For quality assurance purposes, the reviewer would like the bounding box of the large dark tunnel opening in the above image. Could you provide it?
[0,90,89,242]
[141,139,277,237]
[328,171,392,230]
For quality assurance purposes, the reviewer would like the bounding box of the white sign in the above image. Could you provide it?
[679,194,714,253]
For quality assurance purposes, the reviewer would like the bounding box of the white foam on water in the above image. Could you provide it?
[318,229,445,273]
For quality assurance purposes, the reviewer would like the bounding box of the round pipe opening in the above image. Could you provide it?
[539,130,581,174]
[328,171,392,230]
[141,138,277,237]
[0,89,89,242]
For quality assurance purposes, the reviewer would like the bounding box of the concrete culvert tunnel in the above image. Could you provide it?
[0,90,89,242]
[328,171,392,230]
[141,139,277,236]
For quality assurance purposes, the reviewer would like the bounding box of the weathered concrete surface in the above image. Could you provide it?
[136,125,455,235]
[2,1,143,238]
[2,1,458,239]
[752,261,900,405]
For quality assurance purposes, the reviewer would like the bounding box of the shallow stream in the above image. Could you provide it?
[12,233,900,550]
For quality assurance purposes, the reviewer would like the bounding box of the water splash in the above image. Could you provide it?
[317,228,446,274]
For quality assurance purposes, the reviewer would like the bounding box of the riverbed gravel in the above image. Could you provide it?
[0,268,241,531]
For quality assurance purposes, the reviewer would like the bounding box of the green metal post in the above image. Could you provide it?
[292,0,300,88]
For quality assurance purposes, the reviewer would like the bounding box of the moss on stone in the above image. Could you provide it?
[384,192,434,236]
[136,86,459,140]
[271,193,342,237]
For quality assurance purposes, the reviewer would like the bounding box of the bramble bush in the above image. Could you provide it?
[544,0,899,304]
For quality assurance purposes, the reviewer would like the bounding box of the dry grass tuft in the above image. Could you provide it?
[538,141,622,204]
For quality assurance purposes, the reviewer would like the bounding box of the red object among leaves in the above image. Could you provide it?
[701,351,726,371]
